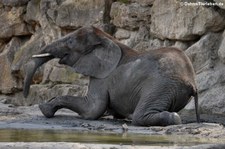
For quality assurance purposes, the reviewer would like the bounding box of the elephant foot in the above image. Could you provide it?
[160,111,182,125]
[132,111,182,126]
[172,112,182,125]
[39,103,56,118]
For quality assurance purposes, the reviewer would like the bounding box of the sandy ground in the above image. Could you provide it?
[1,100,225,148]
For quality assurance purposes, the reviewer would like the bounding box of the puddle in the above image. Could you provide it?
[0,129,220,146]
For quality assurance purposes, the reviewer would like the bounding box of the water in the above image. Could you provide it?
[0,129,219,146]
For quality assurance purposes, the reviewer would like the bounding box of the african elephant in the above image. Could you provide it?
[23,26,200,126]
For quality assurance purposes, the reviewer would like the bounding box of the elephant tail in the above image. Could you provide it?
[194,91,200,123]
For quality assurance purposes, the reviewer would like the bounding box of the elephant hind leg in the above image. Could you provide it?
[132,82,184,126]
[132,110,181,126]
[132,101,182,126]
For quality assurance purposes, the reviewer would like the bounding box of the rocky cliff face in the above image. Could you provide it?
[0,0,225,116]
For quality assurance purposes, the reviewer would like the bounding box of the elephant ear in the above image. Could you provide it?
[73,36,122,78]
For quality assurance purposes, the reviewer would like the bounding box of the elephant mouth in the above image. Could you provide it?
[58,53,69,64]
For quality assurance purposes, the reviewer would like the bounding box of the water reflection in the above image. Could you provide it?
[0,129,220,146]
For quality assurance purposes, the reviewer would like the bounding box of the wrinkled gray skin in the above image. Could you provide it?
[24,26,200,126]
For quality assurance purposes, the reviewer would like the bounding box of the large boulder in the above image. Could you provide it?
[185,32,223,92]
[110,2,151,30]
[0,6,30,39]
[218,30,225,64]
[199,85,225,114]
[0,38,24,94]
[0,40,5,53]
[186,32,222,71]
[151,0,225,40]
[196,68,225,93]
[0,0,30,6]
[115,26,175,52]
[115,25,150,48]
[47,0,105,29]
[184,32,225,115]
[25,0,62,35]
[130,0,154,6]
[42,59,87,84]
[25,0,107,31]
[24,0,41,25]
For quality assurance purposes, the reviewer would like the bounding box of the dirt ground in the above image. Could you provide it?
[1,100,225,149]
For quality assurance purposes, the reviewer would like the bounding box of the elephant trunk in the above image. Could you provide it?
[23,56,53,98]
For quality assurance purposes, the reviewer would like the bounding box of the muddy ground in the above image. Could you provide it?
[1,99,225,149]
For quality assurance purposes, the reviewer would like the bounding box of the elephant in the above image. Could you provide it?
[23,26,200,126]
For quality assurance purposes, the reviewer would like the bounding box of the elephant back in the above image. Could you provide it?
[154,47,197,92]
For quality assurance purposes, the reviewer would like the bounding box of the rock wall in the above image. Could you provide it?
[0,0,225,116]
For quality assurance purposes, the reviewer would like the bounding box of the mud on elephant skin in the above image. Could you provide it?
[23,26,200,126]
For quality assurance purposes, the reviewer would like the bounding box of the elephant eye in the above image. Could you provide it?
[68,38,73,44]
[67,38,74,49]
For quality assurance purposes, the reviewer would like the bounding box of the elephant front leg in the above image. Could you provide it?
[39,78,109,119]
[39,95,107,120]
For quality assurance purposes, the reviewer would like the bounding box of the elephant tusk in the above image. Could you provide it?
[32,53,52,58]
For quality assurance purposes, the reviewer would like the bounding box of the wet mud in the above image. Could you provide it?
[1,101,225,148]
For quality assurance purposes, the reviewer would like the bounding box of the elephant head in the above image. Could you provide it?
[23,26,122,97]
